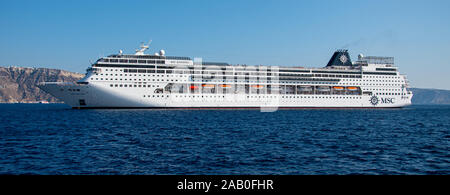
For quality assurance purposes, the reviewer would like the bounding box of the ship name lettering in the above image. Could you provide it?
[381,98,395,104]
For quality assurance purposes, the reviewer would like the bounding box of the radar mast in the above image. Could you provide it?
[135,40,152,55]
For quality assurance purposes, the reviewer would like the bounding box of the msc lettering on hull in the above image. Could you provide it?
[381,98,395,104]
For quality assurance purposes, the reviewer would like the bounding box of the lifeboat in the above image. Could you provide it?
[333,86,344,90]
[270,86,281,91]
[189,85,198,89]
[347,86,358,91]
[251,85,264,89]
[202,84,215,88]
[299,86,312,91]
[317,86,330,91]
[220,84,231,88]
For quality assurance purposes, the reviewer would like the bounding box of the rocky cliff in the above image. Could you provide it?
[0,66,84,103]
[410,88,450,105]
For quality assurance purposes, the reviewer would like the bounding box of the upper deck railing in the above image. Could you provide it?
[358,56,394,65]
[107,54,191,60]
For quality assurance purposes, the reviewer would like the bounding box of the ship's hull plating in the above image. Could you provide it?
[38,82,413,109]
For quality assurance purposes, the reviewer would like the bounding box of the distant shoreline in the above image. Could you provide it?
[1,66,450,105]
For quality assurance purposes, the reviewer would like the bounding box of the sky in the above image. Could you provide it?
[0,0,449,89]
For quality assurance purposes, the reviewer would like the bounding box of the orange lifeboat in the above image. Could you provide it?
[333,86,344,90]
[220,84,231,88]
[202,84,215,88]
[251,85,264,89]
[189,85,198,89]
[347,86,358,91]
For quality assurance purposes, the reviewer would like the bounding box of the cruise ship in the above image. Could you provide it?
[38,43,413,109]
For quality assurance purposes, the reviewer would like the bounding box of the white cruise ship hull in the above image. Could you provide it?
[38,82,412,109]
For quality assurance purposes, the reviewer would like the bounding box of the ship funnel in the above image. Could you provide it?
[326,49,353,67]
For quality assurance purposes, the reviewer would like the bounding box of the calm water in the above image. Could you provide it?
[0,104,448,175]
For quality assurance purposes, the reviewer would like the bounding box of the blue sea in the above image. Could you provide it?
[0,104,448,175]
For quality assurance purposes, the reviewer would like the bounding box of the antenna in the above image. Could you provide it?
[135,40,152,55]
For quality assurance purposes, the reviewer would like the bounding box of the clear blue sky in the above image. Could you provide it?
[1,0,449,89]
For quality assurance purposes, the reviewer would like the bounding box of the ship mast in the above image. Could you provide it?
[135,41,151,55]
